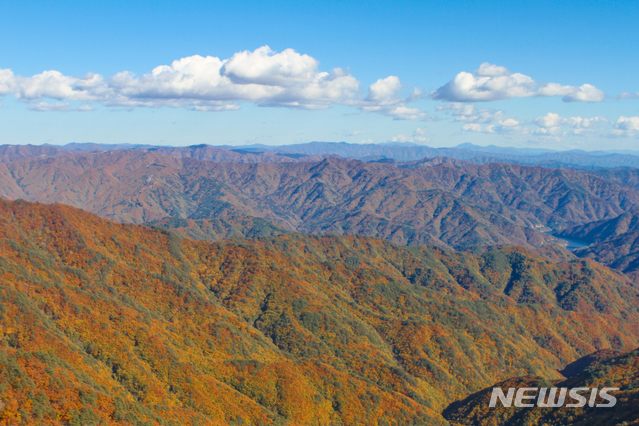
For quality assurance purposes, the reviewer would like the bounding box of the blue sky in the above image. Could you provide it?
[1,0,638,149]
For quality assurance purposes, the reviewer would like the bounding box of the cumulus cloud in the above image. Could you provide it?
[366,76,402,103]
[532,126,563,136]
[0,69,14,95]
[360,77,428,120]
[437,102,529,136]
[13,71,98,101]
[535,112,608,128]
[462,119,529,136]
[531,112,639,139]
[616,116,639,131]
[0,46,427,119]
[391,127,429,143]
[534,112,565,128]
[609,116,639,138]
[533,112,609,137]
[436,102,505,123]
[432,63,605,103]
[221,46,320,87]
[106,49,360,110]
[534,83,605,102]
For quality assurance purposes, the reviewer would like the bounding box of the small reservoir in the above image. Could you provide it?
[547,232,590,251]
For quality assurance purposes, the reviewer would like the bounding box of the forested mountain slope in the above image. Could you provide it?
[1,199,639,425]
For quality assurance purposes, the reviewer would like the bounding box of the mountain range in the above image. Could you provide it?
[8,141,639,168]
[3,149,639,253]
[9,141,639,169]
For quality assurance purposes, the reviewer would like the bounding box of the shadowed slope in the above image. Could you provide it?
[559,208,639,283]
[443,348,639,426]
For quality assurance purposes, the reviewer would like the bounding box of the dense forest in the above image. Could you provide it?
[1,199,638,425]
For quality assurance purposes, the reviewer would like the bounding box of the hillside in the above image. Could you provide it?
[1,199,639,425]
[443,348,639,426]
[558,209,639,283]
[559,208,639,243]
[0,144,70,163]
[585,167,639,190]
[146,215,291,242]
[3,151,639,251]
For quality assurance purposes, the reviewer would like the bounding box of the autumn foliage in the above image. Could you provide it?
[1,199,639,425]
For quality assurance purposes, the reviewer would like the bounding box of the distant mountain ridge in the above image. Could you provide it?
[7,141,639,169]
[264,142,639,168]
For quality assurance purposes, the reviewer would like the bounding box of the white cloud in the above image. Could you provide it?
[221,46,319,87]
[436,102,505,123]
[366,75,403,104]
[191,104,242,112]
[617,116,639,131]
[391,127,429,143]
[27,101,97,112]
[14,71,107,101]
[534,112,565,128]
[534,113,609,137]
[499,118,520,127]
[562,85,605,103]
[28,101,71,112]
[345,130,365,136]
[475,63,510,77]
[532,113,638,139]
[567,116,607,128]
[609,116,639,138]
[106,51,344,109]
[461,123,483,133]
[462,119,529,136]
[617,92,639,99]
[384,105,428,120]
[433,63,605,103]
[360,76,428,120]
[0,46,427,119]
[439,102,528,137]
[536,83,605,102]
[0,69,15,95]
[532,126,563,136]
